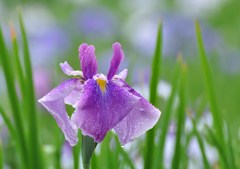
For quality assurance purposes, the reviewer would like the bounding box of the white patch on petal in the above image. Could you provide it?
[113,69,128,81]
[60,61,83,77]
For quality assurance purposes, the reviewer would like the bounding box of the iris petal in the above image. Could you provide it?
[71,79,139,143]
[38,78,82,146]
[113,69,128,81]
[107,42,124,80]
[79,43,98,79]
[60,61,83,77]
[113,79,161,145]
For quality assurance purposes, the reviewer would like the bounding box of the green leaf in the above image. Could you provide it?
[0,25,28,169]
[171,61,187,169]
[195,21,224,142]
[10,23,26,101]
[113,135,135,169]
[144,22,162,169]
[190,116,211,169]
[0,105,16,141]
[225,124,236,169]
[206,125,229,168]
[154,58,181,169]
[82,135,97,169]
[19,12,41,169]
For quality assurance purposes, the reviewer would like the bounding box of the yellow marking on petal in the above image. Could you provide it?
[96,79,107,93]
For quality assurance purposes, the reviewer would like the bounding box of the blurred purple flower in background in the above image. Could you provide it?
[127,13,223,57]
[70,7,117,40]
[61,142,73,169]
[23,5,70,66]
[33,69,51,99]
[38,42,161,146]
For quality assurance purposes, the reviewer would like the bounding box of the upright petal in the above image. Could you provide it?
[38,78,82,146]
[79,43,98,79]
[107,42,124,80]
[113,69,128,81]
[60,61,83,77]
[113,80,161,145]
[71,79,139,143]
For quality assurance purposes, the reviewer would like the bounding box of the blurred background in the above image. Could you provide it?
[0,0,240,168]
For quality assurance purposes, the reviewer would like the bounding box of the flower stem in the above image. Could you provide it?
[82,135,97,169]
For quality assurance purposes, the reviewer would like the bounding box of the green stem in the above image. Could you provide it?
[82,135,97,169]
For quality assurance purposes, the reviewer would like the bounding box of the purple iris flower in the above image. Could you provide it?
[38,42,161,146]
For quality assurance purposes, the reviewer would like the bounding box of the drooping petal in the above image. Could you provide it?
[79,43,98,79]
[107,42,124,80]
[60,61,83,77]
[71,79,140,143]
[38,78,82,146]
[113,69,128,81]
[113,80,161,145]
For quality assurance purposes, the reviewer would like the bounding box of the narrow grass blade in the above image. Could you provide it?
[0,105,16,140]
[154,58,181,169]
[171,62,187,169]
[113,135,135,169]
[190,114,211,169]
[19,12,41,169]
[82,135,97,169]
[144,22,162,169]
[10,23,26,99]
[0,26,28,168]
[205,125,229,168]
[195,21,224,142]
[225,124,236,169]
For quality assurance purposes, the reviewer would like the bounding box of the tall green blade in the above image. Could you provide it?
[195,21,224,142]
[10,23,26,99]
[171,62,186,169]
[226,125,236,169]
[19,13,41,169]
[144,22,162,169]
[190,115,211,169]
[154,58,181,169]
[0,105,16,140]
[206,126,229,168]
[113,135,135,169]
[0,26,28,168]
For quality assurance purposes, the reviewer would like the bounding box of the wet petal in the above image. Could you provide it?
[71,79,139,143]
[60,61,83,77]
[79,43,98,79]
[38,78,82,146]
[113,80,161,145]
[107,42,124,80]
[113,69,128,81]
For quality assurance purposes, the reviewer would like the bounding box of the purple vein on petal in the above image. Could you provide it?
[113,79,161,145]
[71,79,140,143]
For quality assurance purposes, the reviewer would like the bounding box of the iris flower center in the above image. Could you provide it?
[96,79,107,92]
